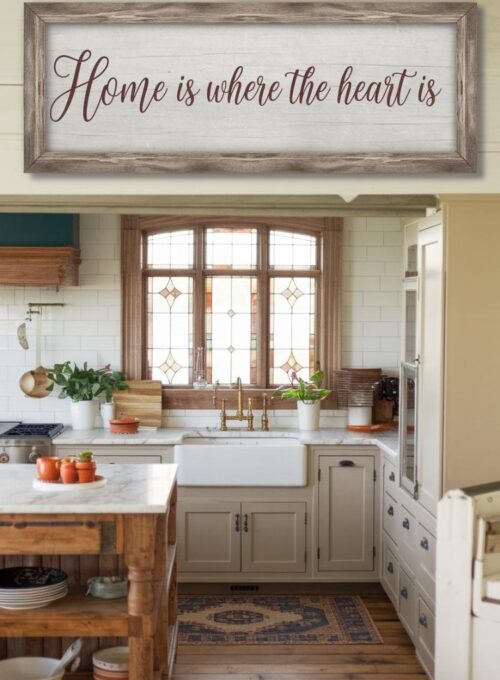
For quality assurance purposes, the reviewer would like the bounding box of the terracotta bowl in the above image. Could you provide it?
[108,418,140,435]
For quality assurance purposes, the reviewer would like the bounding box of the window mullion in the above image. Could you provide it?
[258,227,269,388]
[193,226,205,384]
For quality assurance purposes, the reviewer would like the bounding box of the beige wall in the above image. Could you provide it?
[0,0,499,195]
[442,197,500,490]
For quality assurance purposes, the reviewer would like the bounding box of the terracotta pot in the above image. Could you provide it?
[109,418,140,435]
[36,456,61,482]
[76,460,97,483]
[60,461,78,484]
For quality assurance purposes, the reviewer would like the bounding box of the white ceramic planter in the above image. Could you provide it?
[70,399,98,431]
[100,401,115,430]
[348,406,372,427]
[297,401,321,431]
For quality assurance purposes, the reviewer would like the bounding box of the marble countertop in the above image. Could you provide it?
[54,427,399,459]
[0,464,177,514]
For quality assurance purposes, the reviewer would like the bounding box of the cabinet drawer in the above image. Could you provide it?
[383,459,398,496]
[399,504,416,569]
[92,454,162,464]
[382,540,398,603]
[398,567,416,638]
[416,523,436,603]
[383,492,399,545]
[417,596,435,669]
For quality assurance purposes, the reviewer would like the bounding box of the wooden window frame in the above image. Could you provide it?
[122,216,342,409]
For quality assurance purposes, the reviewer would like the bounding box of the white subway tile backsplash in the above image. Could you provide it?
[341,217,403,372]
[366,246,402,262]
[0,214,402,425]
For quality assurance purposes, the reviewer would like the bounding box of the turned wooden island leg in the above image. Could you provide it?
[125,514,158,680]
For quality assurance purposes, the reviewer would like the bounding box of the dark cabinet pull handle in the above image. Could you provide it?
[387,561,394,574]
[388,506,394,516]
[420,537,429,551]
[389,471,396,482]
[339,460,355,467]
[400,587,408,599]
[402,518,410,530]
[419,614,428,628]
[235,513,240,532]
[243,514,249,532]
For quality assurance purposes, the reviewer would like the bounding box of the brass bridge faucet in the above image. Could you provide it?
[213,378,270,431]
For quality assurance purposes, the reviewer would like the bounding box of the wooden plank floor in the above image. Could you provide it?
[174,592,426,679]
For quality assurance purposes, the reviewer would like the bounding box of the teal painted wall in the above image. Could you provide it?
[0,214,79,246]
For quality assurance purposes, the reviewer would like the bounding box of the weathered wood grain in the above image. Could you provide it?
[24,2,478,174]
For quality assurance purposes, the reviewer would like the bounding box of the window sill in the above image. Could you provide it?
[161,387,338,410]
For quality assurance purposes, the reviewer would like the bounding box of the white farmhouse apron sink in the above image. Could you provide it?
[174,437,307,487]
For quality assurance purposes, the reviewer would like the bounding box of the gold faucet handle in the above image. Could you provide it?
[212,380,219,407]
[261,394,269,431]
[247,397,253,415]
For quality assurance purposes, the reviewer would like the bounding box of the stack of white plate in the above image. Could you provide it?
[0,567,68,610]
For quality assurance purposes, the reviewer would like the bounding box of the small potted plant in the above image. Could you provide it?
[75,451,96,483]
[273,367,331,431]
[60,457,78,484]
[47,362,127,431]
[98,368,128,430]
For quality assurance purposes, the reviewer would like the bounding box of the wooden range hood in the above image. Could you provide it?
[0,246,80,287]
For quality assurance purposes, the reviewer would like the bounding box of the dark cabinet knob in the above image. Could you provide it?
[400,587,408,599]
[387,561,394,574]
[339,460,355,467]
[235,513,240,532]
[419,614,428,628]
[388,506,394,516]
[243,514,249,533]
[389,471,396,482]
[420,537,429,551]
[402,518,410,530]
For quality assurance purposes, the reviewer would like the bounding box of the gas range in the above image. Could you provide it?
[0,422,64,464]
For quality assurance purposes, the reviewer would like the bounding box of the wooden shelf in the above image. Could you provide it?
[0,246,80,287]
[0,592,128,637]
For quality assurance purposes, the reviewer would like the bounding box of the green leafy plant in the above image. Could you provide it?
[273,368,331,403]
[46,362,128,403]
[77,451,93,462]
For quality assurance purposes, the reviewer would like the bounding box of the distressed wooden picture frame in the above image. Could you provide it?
[24,2,477,174]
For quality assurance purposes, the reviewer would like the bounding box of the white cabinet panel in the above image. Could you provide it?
[399,567,416,638]
[383,492,399,546]
[416,522,436,604]
[382,539,399,605]
[399,504,417,571]
[416,221,444,515]
[318,455,375,572]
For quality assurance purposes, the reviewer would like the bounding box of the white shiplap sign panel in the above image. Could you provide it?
[25,3,477,173]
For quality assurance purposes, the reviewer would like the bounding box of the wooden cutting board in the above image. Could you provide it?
[113,380,163,427]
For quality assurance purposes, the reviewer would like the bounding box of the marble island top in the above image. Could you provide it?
[0,464,177,514]
[54,427,399,460]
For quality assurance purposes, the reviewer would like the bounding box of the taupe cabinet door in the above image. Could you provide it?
[318,455,375,571]
[178,501,241,572]
[241,502,306,573]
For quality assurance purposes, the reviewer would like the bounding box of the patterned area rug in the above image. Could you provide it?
[178,594,383,644]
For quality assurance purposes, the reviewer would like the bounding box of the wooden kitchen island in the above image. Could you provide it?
[0,463,178,680]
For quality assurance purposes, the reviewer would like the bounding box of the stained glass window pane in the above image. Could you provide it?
[205,276,257,385]
[269,277,316,385]
[269,230,317,270]
[147,230,194,269]
[205,228,257,270]
[147,276,193,385]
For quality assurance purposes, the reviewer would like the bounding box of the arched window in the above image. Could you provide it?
[122,217,341,406]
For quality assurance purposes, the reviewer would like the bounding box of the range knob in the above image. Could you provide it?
[0,449,9,463]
